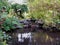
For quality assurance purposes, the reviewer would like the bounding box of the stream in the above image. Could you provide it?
[8,29,60,45]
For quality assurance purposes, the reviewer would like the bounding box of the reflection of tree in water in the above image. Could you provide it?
[32,32,55,45]
[8,31,60,45]
[17,32,32,45]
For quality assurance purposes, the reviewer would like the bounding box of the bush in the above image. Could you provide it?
[0,12,23,31]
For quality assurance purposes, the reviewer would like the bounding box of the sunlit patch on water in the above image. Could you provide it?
[18,32,32,42]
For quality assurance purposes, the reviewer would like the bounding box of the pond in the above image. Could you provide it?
[8,30,60,45]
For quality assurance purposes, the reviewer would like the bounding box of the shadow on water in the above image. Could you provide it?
[8,29,60,45]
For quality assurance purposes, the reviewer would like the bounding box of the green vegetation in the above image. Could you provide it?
[0,0,25,44]
[0,0,60,45]
[28,0,60,27]
[0,30,11,45]
[11,4,28,18]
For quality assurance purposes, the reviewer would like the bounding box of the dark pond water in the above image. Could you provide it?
[8,30,60,45]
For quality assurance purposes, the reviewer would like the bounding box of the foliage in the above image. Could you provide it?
[0,12,22,31]
[11,4,28,18]
[0,11,22,45]
[0,0,28,18]
[2,17,18,31]
[0,0,10,13]
[11,4,28,13]
[0,0,28,45]
[28,0,60,25]
[0,29,11,45]
[0,41,6,45]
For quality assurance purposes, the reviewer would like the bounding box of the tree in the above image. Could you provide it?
[28,0,60,25]
[0,0,11,13]
[11,4,28,18]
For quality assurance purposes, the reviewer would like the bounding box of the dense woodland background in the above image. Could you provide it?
[0,0,60,45]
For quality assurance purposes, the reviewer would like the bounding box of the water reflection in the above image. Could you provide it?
[18,32,31,42]
[10,32,60,45]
